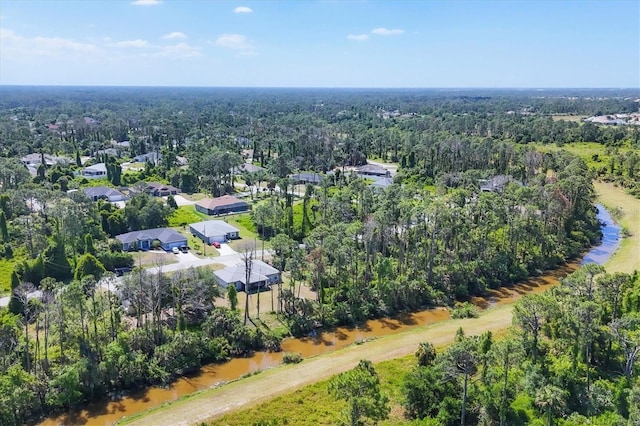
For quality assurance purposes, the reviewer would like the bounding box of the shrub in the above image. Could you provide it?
[450,302,479,319]
[282,352,302,364]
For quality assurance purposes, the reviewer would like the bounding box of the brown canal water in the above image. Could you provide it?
[40,206,618,426]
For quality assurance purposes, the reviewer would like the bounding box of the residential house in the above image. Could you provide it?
[214,259,281,291]
[369,177,394,192]
[289,172,323,185]
[95,148,119,158]
[195,195,250,216]
[20,153,68,167]
[133,152,161,164]
[83,186,126,202]
[189,220,240,244]
[233,163,264,174]
[145,182,181,197]
[479,175,522,193]
[356,164,390,177]
[82,163,107,178]
[116,228,187,252]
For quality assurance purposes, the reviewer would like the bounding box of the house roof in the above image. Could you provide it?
[83,186,124,199]
[215,260,279,285]
[146,182,180,193]
[196,195,248,211]
[370,177,394,188]
[290,172,323,183]
[116,228,187,245]
[235,163,264,173]
[189,220,239,237]
[356,164,389,175]
[84,163,107,173]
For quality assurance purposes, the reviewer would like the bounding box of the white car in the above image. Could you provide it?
[172,247,180,254]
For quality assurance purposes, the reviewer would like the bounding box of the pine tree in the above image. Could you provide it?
[8,269,23,315]
[0,211,8,242]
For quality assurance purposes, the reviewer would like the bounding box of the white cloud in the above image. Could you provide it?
[111,39,150,48]
[156,42,201,58]
[1,28,100,59]
[162,31,187,40]
[371,27,404,36]
[215,33,255,55]
[347,34,369,41]
[233,6,253,14]
[131,0,163,5]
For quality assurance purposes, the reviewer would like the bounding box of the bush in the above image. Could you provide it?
[450,302,479,319]
[282,352,302,364]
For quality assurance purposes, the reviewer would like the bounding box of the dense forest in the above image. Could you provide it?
[0,87,638,425]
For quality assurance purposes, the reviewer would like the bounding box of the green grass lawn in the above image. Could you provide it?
[0,258,16,294]
[168,205,209,227]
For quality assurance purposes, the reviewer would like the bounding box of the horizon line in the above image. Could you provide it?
[1,84,639,91]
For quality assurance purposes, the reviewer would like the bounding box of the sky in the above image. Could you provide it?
[0,0,638,88]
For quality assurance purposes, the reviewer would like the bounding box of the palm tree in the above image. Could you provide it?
[535,385,566,426]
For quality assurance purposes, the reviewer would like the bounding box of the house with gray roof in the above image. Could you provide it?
[195,195,250,216]
[190,220,240,244]
[369,177,394,192]
[116,228,187,251]
[214,259,281,292]
[356,164,390,177]
[82,163,107,178]
[83,186,126,202]
[289,172,323,185]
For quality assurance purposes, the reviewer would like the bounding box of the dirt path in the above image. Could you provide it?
[121,183,639,426]
[122,305,514,426]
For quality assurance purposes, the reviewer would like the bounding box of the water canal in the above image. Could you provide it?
[40,205,621,426]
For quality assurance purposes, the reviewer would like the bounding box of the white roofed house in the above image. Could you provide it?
[189,220,240,245]
[83,186,126,202]
[214,259,281,292]
[82,163,107,178]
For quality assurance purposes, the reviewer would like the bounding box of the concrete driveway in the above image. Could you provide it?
[216,243,237,256]
[169,195,196,206]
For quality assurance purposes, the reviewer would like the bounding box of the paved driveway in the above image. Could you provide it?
[216,243,237,256]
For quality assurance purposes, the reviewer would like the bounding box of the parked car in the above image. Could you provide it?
[179,245,188,253]
[212,241,221,248]
[172,247,180,254]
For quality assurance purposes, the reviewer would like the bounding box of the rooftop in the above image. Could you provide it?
[189,220,239,237]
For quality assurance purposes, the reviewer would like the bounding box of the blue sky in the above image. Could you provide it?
[0,0,638,88]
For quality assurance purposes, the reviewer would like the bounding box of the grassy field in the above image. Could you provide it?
[168,205,209,227]
[530,141,633,170]
[594,181,640,274]
[118,182,639,426]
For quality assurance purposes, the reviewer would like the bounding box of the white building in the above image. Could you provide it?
[189,220,240,244]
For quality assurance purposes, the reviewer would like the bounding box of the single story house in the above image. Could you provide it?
[214,259,281,292]
[133,152,160,164]
[83,186,126,202]
[369,177,394,191]
[116,227,188,252]
[289,172,323,185]
[233,163,264,174]
[82,163,107,178]
[479,175,522,193]
[95,148,119,158]
[189,220,240,244]
[145,182,181,197]
[356,164,390,177]
[21,153,68,167]
[195,195,250,216]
